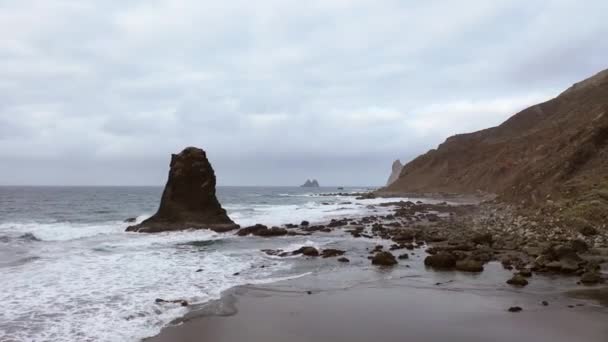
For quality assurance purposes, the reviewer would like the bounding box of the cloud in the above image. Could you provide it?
[0,0,607,185]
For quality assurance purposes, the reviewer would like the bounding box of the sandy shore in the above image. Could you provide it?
[147,270,608,342]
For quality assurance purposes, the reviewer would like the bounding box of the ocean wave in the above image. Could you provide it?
[0,214,151,242]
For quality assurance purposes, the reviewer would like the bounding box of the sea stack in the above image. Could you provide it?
[301,179,320,188]
[126,147,238,233]
[386,159,403,186]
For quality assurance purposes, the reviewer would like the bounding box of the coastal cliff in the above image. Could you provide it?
[383,69,608,227]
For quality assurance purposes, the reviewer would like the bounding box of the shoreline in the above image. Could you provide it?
[143,192,608,341]
[147,270,608,342]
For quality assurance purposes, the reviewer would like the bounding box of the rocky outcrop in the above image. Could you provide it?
[386,159,403,186]
[381,68,608,228]
[126,147,238,233]
[301,179,320,188]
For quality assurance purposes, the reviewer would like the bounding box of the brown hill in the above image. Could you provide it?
[382,69,608,226]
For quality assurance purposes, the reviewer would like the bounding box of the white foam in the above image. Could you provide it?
[0,225,295,342]
[226,196,410,227]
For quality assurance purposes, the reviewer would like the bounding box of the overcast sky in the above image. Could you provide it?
[1,0,607,186]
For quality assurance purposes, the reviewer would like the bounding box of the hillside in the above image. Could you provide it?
[382,69,608,226]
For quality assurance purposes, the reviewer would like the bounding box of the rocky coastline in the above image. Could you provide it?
[235,194,607,286]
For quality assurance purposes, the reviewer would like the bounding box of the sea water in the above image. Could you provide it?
[0,186,400,342]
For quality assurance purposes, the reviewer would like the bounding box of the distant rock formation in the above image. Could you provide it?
[301,179,320,188]
[386,159,403,186]
[126,147,239,233]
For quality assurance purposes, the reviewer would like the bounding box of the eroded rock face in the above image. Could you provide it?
[126,147,238,233]
[386,159,403,186]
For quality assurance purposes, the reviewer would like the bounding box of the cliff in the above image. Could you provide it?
[382,68,608,226]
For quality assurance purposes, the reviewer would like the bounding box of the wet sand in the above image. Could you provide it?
[148,273,608,342]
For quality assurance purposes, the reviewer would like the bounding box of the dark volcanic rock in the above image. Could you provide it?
[455,259,484,272]
[237,224,287,237]
[507,274,529,287]
[293,246,319,257]
[424,252,456,269]
[580,272,602,285]
[126,147,238,233]
[321,249,345,258]
[372,251,398,266]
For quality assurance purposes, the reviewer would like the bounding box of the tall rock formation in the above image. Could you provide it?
[301,179,320,187]
[386,159,404,186]
[126,147,239,233]
[381,68,608,226]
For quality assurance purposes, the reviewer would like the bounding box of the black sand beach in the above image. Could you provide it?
[148,263,608,342]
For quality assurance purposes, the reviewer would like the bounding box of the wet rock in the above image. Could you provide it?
[300,220,310,226]
[371,251,398,266]
[472,233,493,246]
[124,217,137,223]
[337,257,350,263]
[580,272,602,285]
[293,246,319,257]
[570,239,589,253]
[424,252,456,269]
[285,223,298,229]
[237,224,287,237]
[155,298,189,307]
[578,225,598,237]
[261,249,285,256]
[541,301,549,306]
[126,147,238,233]
[455,259,484,272]
[518,269,532,277]
[508,306,523,312]
[398,253,409,260]
[507,274,529,287]
[321,249,345,258]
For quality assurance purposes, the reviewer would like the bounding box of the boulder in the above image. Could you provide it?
[372,251,398,266]
[580,272,602,285]
[455,259,484,272]
[337,257,350,263]
[472,232,493,246]
[424,252,456,269]
[237,224,287,237]
[321,249,345,258]
[126,147,238,233]
[507,274,529,287]
[293,246,319,257]
[578,225,598,237]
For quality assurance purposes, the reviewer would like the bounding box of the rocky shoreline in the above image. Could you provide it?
[233,193,607,287]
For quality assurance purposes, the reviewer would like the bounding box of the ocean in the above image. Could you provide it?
[0,186,401,342]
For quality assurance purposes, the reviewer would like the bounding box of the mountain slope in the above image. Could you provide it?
[383,69,608,225]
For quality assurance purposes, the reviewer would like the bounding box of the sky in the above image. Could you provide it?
[1,0,607,186]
